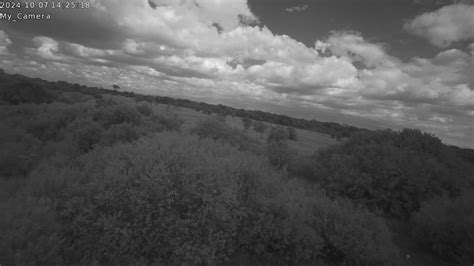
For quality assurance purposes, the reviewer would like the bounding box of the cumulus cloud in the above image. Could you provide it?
[27,37,64,61]
[316,32,474,107]
[0,30,12,55]
[404,3,474,47]
[315,32,392,67]
[285,4,309,13]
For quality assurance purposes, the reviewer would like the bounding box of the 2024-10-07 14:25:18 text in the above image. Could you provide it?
[0,1,91,9]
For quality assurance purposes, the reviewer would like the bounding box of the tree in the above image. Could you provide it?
[112,84,120,91]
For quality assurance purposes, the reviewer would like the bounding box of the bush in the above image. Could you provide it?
[24,134,270,264]
[57,92,94,104]
[71,120,104,152]
[95,98,117,108]
[267,140,290,169]
[411,192,474,264]
[191,118,261,153]
[309,129,472,218]
[267,126,289,143]
[0,196,64,265]
[253,121,267,138]
[93,104,141,128]
[26,107,80,142]
[240,177,400,265]
[0,81,55,105]
[288,154,315,179]
[136,103,153,117]
[242,116,252,131]
[100,123,140,146]
[266,126,290,169]
[8,133,400,265]
[287,126,297,140]
[145,114,183,132]
[0,126,41,178]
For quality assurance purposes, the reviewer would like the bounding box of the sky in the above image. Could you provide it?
[0,0,473,148]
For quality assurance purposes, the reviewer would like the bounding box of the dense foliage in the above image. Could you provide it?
[309,129,473,219]
[1,133,400,265]
[411,192,474,264]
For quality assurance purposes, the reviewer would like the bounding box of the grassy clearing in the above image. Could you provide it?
[105,94,338,156]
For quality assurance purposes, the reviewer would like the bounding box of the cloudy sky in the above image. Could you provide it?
[1,0,473,147]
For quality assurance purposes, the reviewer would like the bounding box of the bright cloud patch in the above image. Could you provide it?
[404,3,474,47]
[316,32,392,67]
[0,30,12,55]
[285,5,309,13]
[27,37,63,61]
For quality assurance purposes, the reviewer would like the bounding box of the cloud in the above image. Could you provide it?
[285,4,309,13]
[312,32,474,146]
[315,32,474,106]
[27,36,64,61]
[316,32,392,67]
[0,30,12,55]
[404,3,474,47]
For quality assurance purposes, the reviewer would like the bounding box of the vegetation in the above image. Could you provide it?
[242,116,252,131]
[308,129,473,219]
[266,126,291,169]
[287,126,297,140]
[253,121,267,138]
[191,117,262,154]
[0,70,364,139]
[411,192,474,264]
[0,69,473,265]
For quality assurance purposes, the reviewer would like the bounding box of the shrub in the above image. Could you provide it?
[136,103,153,117]
[242,116,252,131]
[95,98,117,108]
[266,126,290,169]
[146,114,183,132]
[0,81,55,105]
[191,118,261,153]
[239,177,400,265]
[26,107,80,142]
[93,104,141,128]
[267,126,289,143]
[287,126,297,140]
[58,92,94,104]
[0,196,64,265]
[253,121,267,138]
[11,133,399,265]
[411,192,474,264]
[288,154,315,179]
[100,123,140,146]
[0,126,41,178]
[71,120,104,152]
[310,129,472,219]
[267,140,289,169]
[24,134,270,264]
